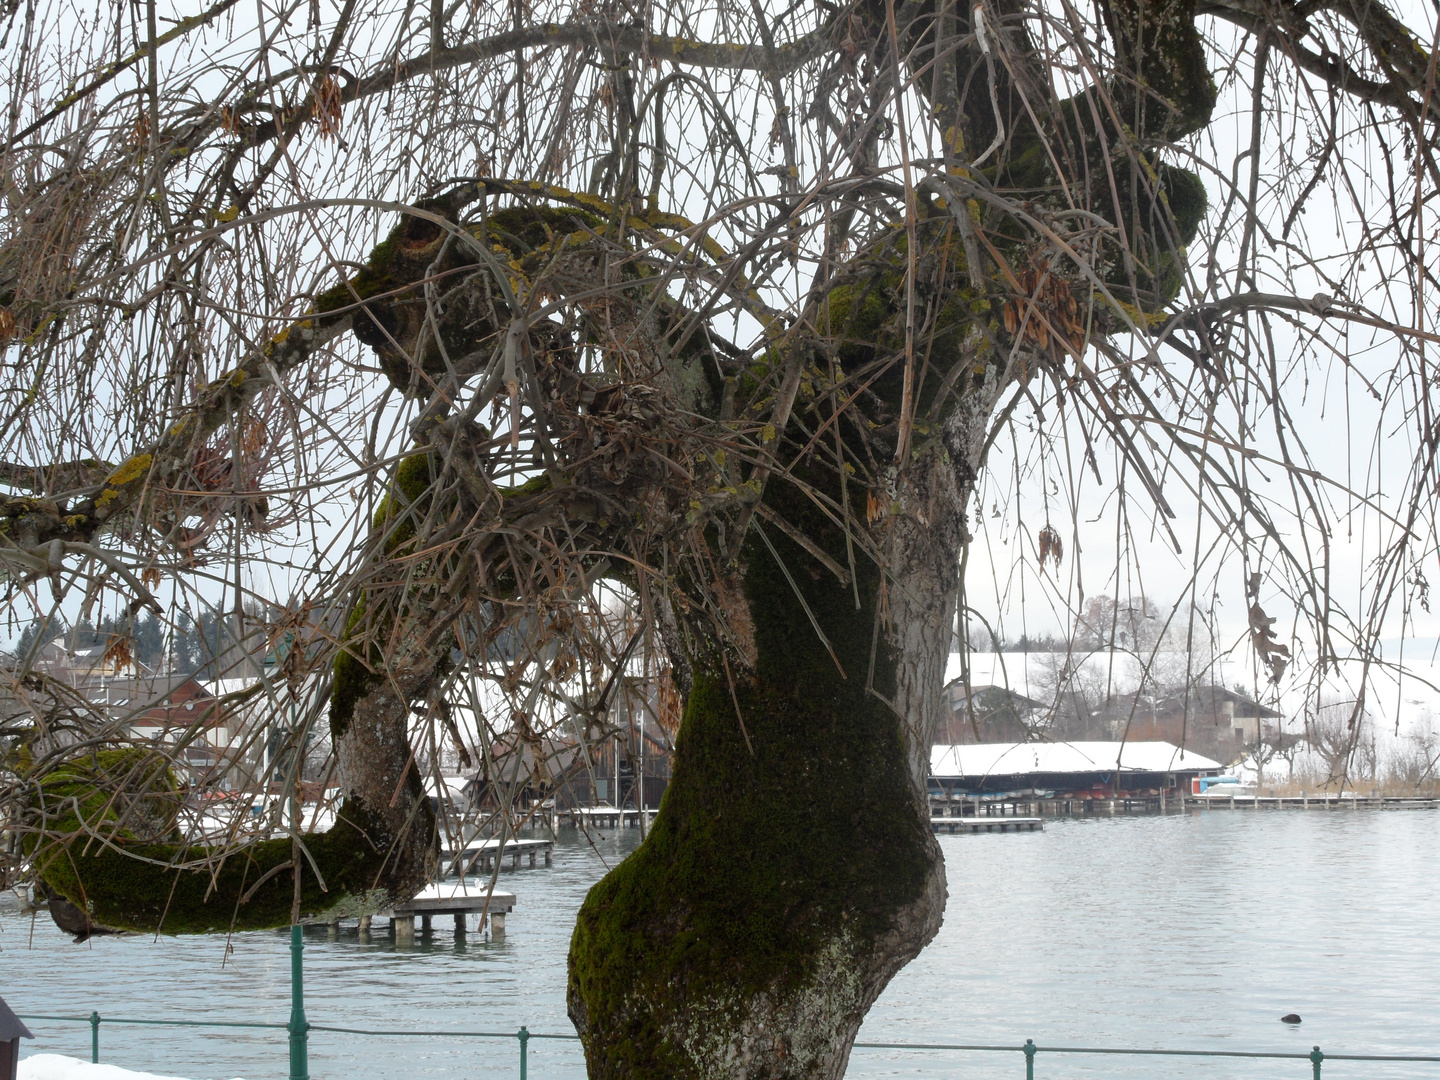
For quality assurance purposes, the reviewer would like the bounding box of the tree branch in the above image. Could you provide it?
[178,19,835,158]
[1202,0,1440,123]
[1,0,243,152]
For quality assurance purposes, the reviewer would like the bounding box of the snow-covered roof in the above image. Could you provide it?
[423,774,471,798]
[931,740,1221,778]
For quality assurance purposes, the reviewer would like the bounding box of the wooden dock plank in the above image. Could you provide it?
[441,837,553,875]
[929,816,1043,834]
[390,884,517,940]
[568,807,658,828]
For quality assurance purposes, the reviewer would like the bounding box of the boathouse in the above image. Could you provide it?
[930,740,1222,799]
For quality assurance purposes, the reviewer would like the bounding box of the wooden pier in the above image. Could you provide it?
[567,806,658,829]
[388,884,516,943]
[443,837,553,875]
[931,815,1042,834]
[313,885,515,943]
[1183,793,1440,811]
[927,792,1439,818]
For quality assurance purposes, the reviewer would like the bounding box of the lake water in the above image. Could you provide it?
[4,807,1438,1080]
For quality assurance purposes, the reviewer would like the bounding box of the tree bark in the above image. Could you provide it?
[568,333,1006,1076]
[565,0,1217,1062]
[29,651,437,934]
[31,455,444,934]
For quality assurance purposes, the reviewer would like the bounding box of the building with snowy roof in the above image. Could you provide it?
[929,740,1223,799]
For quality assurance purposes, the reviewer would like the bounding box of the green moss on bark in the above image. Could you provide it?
[29,750,396,932]
[568,464,932,1077]
[33,449,444,934]
[35,810,392,933]
[330,597,382,740]
[1100,0,1216,140]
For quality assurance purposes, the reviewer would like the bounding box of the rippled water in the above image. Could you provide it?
[5,807,1437,1080]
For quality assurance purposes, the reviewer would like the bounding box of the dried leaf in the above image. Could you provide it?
[102,634,134,671]
[312,74,343,140]
[866,489,889,524]
[243,418,267,456]
[1037,523,1063,570]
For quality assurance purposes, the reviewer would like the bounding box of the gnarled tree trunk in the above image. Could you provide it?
[564,0,1217,1067]
[568,339,1008,1077]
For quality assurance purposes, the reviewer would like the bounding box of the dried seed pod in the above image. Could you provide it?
[312,74,343,139]
[1037,523,1063,569]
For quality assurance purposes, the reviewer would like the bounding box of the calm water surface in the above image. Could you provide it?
[4,809,1437,1080]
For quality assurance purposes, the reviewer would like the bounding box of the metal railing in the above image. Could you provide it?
[19,925,1440,1079]
[23,1008,1440,1079]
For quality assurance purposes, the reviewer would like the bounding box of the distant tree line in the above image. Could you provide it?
[11,609,237,676]
[969,595,1204,655]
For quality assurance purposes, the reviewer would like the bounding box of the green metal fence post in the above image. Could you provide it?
[89,1011,100,1063]
[1023,1038,1036,1080]
[288,925,309,1080]
[1311,1045,1324,1080]
[518,1026,530,1080]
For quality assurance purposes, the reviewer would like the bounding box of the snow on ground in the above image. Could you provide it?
[19,1054,241,1080]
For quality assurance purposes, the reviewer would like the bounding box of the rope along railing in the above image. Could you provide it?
[19,926,1440,1079]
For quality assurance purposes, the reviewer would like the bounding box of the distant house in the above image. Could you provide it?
[425,774,473,816]
[33,639,150,679]
[939,680,1044,745]
[125,676,223,738]
[587,717,675,809]
[1098,684,1282,762]
[107,676,236,785]
[930,740,1222,799]
[465,711,676,814]
[5,665,237,785]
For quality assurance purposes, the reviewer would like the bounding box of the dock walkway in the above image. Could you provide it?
[927,793,1439,817]
[313,884,515,943]
[931,816,1042,834]
[1183,793,1440,811]
[566,806,658,829]
[442,837,553,875]
[389,884,516,942]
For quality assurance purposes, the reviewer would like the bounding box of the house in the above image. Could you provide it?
[1098,684,1282,762]
[122,677,236,785]
[940,680,1045,744]
[585,718,675,809]
[454,668,681,814]
[425,774,473,816]
[33,638,149,679]
[123,676,219,734]
[71,674,241,786]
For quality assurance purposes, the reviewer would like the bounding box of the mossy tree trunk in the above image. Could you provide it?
[568,344,1006,1078]
[565,0,1217,1072]
[31,579,441,935]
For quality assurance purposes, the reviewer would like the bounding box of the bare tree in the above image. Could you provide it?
[1388,712,1440,791]
[1307,696,1372,790]
[1074,594,1162,652]
[1268,726,1305,784]
[3,0,1439,1074]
